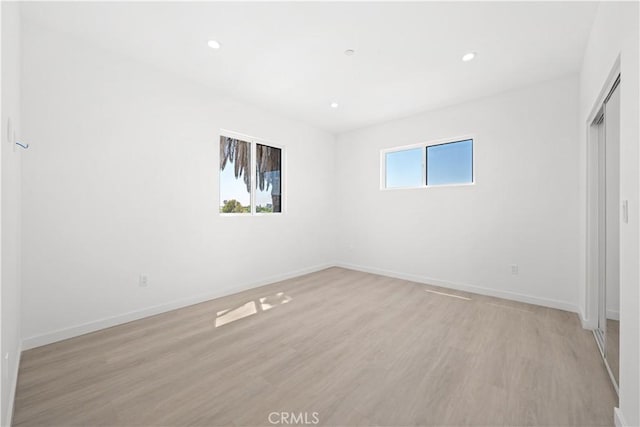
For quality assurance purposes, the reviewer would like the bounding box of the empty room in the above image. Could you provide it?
[1,1,639,426]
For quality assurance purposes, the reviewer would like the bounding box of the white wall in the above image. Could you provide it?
[579,2,639,425]
[1,2,22,426]
[335,76,580,312]
[20,22,336,348]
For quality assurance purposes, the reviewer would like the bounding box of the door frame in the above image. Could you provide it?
[585,59,621,394]
[585,59,620,331]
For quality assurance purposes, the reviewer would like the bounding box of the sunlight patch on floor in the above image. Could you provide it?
[424,289,471,300]
[215,292,293,327]
[216,301,257,327]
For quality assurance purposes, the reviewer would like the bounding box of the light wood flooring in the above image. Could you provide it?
[13,267,617,426]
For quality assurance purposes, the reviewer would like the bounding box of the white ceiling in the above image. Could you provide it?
[21,1,598,134]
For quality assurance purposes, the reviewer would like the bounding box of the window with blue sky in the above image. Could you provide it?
[427,139,473,185]
[383,138,473,189]
[385,148,423,188]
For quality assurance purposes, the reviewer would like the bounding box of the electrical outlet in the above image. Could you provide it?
[511,264,519,275]
[139,275,148,287]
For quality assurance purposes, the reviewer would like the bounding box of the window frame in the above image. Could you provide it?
[219,129,286,216]
[380,135,475,191]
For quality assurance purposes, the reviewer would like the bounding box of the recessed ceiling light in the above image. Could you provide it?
[344,49,355,56]
[207,40,221,50]
[462,52,476,62]
[330,102,339,109]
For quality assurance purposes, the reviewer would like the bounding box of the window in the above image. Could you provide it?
[426,139,473,186]
[220,137,251,213]
[255,143,282,213]
[382,138,473,189]
[219,134,283,214]
[385,148,423,188]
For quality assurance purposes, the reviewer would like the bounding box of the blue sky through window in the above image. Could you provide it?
[426,139,473,185]
[256,171,280,207]
[220,162,250,207]
[385,139,473,188]
[385,148,423,188]
[218,168,279,208]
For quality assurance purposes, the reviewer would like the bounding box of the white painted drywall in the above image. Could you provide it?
[1,2,23,425]
[579,2,639,425]
[18,2,599,134]
[20,22,336,347]
[335,76,580,312]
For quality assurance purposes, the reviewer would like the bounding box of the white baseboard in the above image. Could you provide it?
[614,407,627,427]
[579,313,589,329]
[578,308,619,329]
[4,342,22,427]
[336,262,578,313]
[579,308,596,330]
[22,263,332,350]
[22,262,581,350]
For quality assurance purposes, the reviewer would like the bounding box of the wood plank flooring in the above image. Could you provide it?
[13,268,617,426]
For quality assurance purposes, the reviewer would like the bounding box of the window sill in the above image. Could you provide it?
[380,182,476,191]
[219,212,285,217]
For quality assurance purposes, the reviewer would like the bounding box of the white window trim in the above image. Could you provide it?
[380,134,476,191]
[219,129,286,216]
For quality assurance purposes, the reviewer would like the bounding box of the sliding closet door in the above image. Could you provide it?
[604,80,620,385]
[596,115,607,350]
